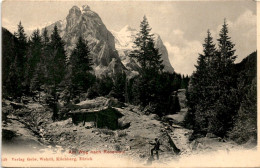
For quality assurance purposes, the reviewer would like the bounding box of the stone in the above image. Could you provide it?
[139,154,146,158]
[206,133,218,138]
[197,143,205,150]
[125,146,131,151]
[10,102,25,109]
[105,97,125,108]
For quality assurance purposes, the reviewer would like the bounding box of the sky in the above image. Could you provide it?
[2,1,256,75]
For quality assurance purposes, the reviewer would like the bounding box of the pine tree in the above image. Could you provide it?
[48,25,67,88]
[112,72,127,102]
[13,21,28,97]
[217,19,236,67]
[203,30,216,66]
[42,28,50,46]
[130,16,164,74]
[187,21,238,136]
[129,16,164,106]
[69,36,93,98]
[15,21,27,72]
[187,30,217,132]
[41,28,50,90]
[130,16,153,71]
[26,29,42,94]
[208,19,237,136]
[47,25,67,121]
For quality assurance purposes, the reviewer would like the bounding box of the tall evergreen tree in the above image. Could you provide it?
[187,20,238,137]
[208,19,237,136]
[12,21,28,97]
[42,28,50,46]
[26,29,42,93]
[130,16,164,74]
[187,30,217,132]
[15,21,27,72]
[47,25,67,121]
[130,16,153,71]
[217,19,236,67]
[48,25,67,88]
[130,16,164,107]
[69,36,93,98]
[38,28,51,93]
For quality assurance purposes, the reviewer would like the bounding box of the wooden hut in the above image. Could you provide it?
[69,107,123,130]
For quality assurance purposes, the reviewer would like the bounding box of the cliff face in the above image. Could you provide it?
[44,5,174,76]
[154,34,174,73]
[44,5,125,76]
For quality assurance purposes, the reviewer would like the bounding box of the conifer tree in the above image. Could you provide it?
[207,19,237,136]
[130,16,153,72]
[48,25,67,88]
[187,30,217,132]
[130,16,164,74]
[217,19,236,67]
[203,30,216,66]
[15,21,27,72]
[42,28,50,46]
[47,25,67,121]
[69,36,93,98]
[187,21,238,136]
[13,21,28,97]
[130,16,164,106]
[26,29,42,93]
[41,28,50,88]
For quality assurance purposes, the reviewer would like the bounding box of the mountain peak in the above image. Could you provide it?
[120,25,136,32]
[81,5,91,12]
[70,6,81,13]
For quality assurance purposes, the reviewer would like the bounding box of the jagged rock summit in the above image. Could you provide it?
[44,5,174,76]
[44,5,125,76]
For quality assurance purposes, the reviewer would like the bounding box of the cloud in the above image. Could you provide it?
[165,29,203,75]
[165,10,256,75]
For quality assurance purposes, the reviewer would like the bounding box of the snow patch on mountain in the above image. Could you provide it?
[111,25,174,73]
[111,25,137,50]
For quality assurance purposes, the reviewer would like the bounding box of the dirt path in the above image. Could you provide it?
[2,115,45,154]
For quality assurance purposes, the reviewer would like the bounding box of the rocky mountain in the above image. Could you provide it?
[111,25,175,73]
[44,5,125,76]
[44,5,174,76]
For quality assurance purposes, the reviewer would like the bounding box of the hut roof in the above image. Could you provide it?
[68,106,109,114]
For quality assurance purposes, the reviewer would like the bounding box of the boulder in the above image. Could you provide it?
[118,117,131,129]
[10,102,26,109]
[206,133,218,138]
[143,104,156,115]
[85,122,95,129]
[189,140,198,150]
[114,144,121,151]
[105,98,124,108]
[125,146,131,151]
[150,114,160,120]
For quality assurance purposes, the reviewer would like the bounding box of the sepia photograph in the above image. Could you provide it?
[1,0,258,167]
